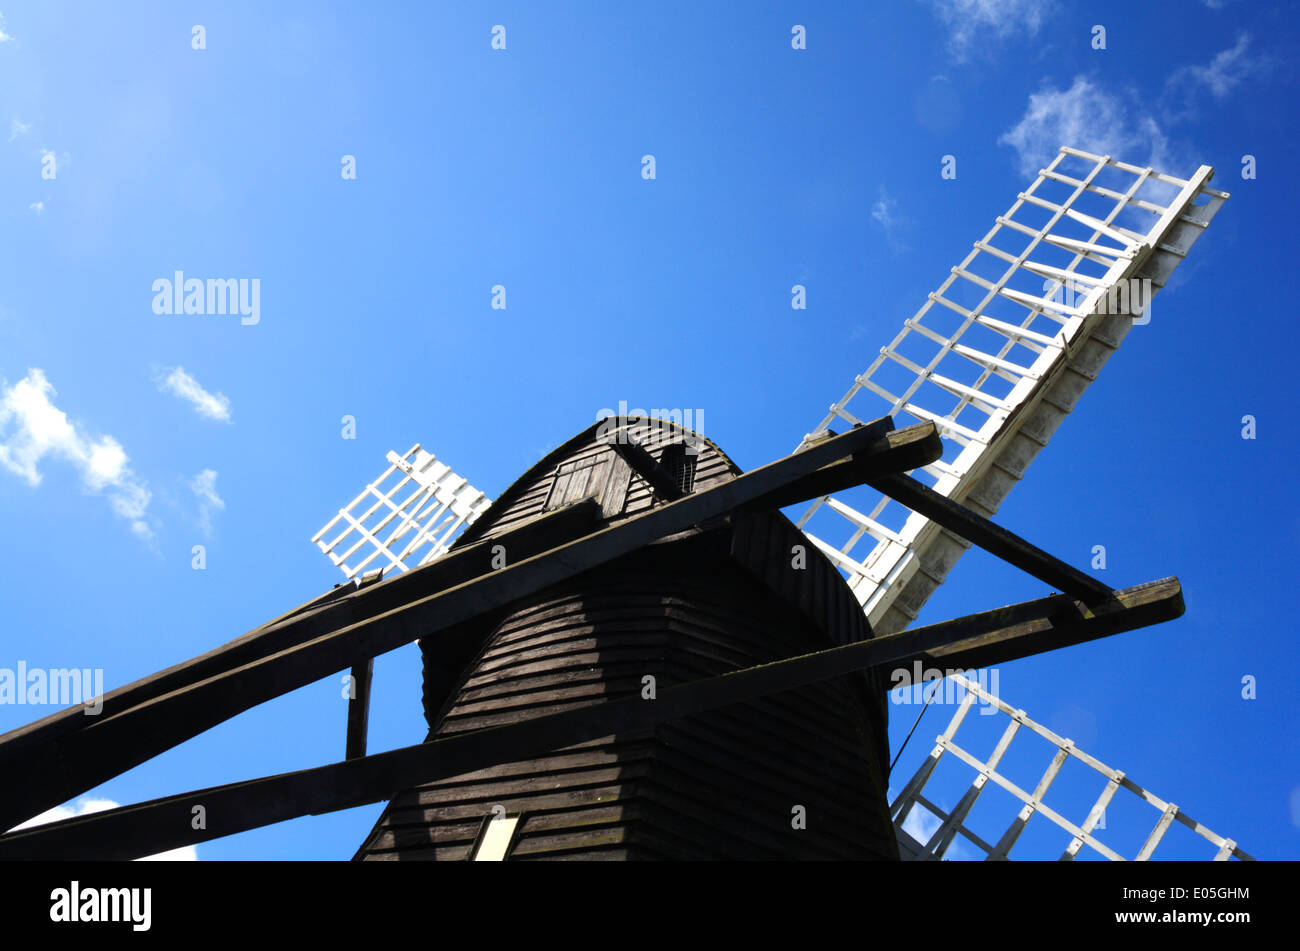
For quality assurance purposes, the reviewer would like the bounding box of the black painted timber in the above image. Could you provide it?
[0,418,937,831]
[0,578,1181,859]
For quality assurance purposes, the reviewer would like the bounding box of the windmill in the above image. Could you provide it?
[0,147,1250,861]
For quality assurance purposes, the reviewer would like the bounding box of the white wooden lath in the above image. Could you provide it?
[891,673,1253,861]
[311,444,491,580]
[795,146,1229,635]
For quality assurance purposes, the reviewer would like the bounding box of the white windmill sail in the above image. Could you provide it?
[795,146,1229,635]
[890,673,1253,861]
[312,444,491,581]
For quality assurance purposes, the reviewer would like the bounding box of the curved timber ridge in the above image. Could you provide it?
[354,417,899,860]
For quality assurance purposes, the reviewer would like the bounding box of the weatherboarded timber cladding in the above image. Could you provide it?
[433,596,881,762]
[357,419,897,860]
[726,510,892,769]
[358,555,897,860]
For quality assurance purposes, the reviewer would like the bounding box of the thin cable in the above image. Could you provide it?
[889,676,945,778]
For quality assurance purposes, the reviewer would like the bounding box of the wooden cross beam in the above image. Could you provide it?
[0,578,1182,860]
[867,472,1116,606]
[0,409,1156,847]
[870,576,1181,673]
[610,434,684,501]
[0,417,937,831]
[0,499,605,778]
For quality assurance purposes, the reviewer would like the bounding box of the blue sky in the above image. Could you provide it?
[0,0,1295,860]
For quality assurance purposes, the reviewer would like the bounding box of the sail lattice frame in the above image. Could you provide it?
[312,444,491,580]
[891,673,1253,862]
[795,146,1229,635]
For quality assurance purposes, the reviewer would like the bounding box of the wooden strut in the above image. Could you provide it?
[867,472,1115,606]
[0,502,601,763]
[0,578,1182,859]
[0,416,928,830]
[0,411,1144,844]
[344,659,373,762]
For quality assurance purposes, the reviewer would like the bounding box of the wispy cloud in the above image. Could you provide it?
[0,14,12,43]
[190,468,224,537]
[997,76,1170,178]
[901,804,977,860]
[1168,32,1259,100]
[902,803,940,845]
[157,366,231,423]
[0,369,152,539]
[9,118,30,141]
[871,186,909,253]
[27,201,42,214]
[927,0,1055,61]
[9,798,198,860]
[999,31,1266,181]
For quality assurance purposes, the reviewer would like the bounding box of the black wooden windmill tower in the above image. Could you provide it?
[0,147,1252,861]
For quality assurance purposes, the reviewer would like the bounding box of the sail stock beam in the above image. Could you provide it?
[0,418,941,833]
[796,147,1229,636]
[0,578,1183,860]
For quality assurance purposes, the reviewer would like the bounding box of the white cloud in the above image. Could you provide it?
[9,798,199,860]
[27,201,42,214]
[9,118,30,141]
[0,369,153,538]
[1000,37,1265,180]
[871,193,895,232]
[901,802,941,845]
[900,804,976,860]
[871,187,908,252]
[157,366,231,422]
[1168,33,1257,100]
[997,76,1169,178]
[928,0,1055,60]
[0,14,11,43]
[190,468,225,537]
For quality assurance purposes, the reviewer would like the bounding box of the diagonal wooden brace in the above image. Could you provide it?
[0,418,940,831]
[868,472,1115,605]
[0,578,1181,860]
